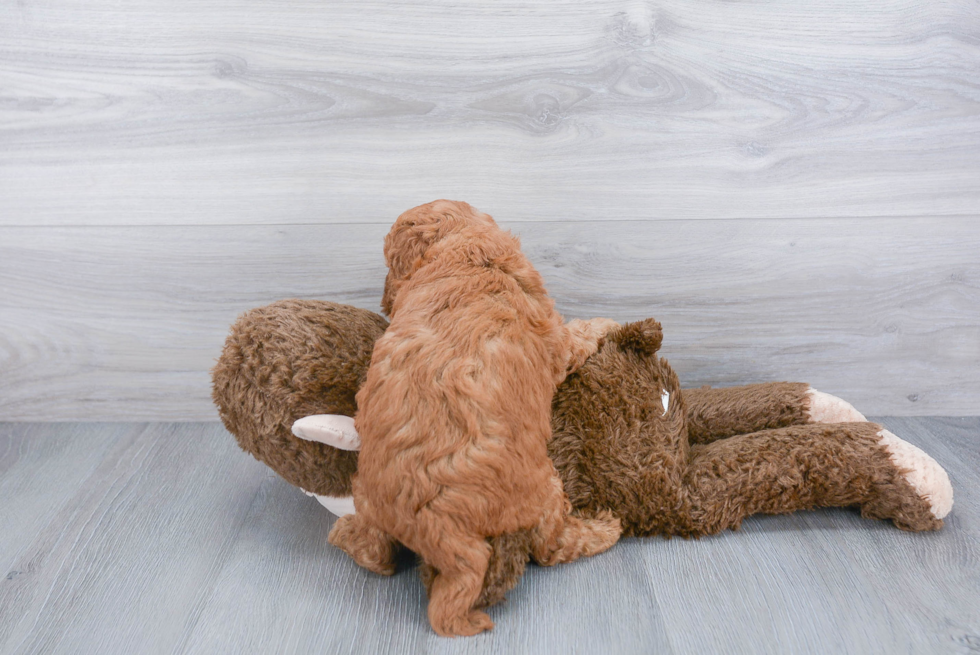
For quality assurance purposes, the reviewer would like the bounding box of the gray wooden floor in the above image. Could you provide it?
[1,418,977,654]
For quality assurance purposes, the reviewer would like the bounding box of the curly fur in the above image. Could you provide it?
[328,200,621,637]
[211,300,387,497]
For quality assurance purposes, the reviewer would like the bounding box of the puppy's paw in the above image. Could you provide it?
[292,414,361,450]
[576,511,622,558]
[582,318,620,354]
[586,317,621,341]
[805,388,867,423]
[535,511,623,566]
[431,610,494,637]
[328,515,396,575]
[564,318,621,365]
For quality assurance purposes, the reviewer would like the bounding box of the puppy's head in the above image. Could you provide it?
[381,200,495,316]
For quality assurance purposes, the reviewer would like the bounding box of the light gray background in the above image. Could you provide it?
[1,4,979,653]
[2,0,979,420]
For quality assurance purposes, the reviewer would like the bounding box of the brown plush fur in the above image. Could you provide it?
[212,300,387,497]
[213,303,943,624]
[683,382,811,445]
[331,200,621,637]
[548,321,942,538]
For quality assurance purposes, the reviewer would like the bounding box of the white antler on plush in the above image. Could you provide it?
[292,414,362,516]
[292,414,361,450]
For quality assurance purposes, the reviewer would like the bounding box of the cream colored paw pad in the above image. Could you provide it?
[806,388,867,423]
[877,429,953,519]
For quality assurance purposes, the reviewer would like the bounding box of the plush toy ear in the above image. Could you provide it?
[608,318,663,356]
[291,414,361,451]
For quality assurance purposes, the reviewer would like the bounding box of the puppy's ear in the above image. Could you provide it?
[608,319,663,356]
[381,269,402,317]
[383,217,432,282]
[381,200,496,316]
[381,217,432,316]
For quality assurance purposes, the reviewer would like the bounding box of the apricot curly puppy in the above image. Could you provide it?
[327,200,622,637]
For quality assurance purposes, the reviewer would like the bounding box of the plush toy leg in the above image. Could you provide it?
[684,422,951,534]
[327,514,398,576]
[422,534,494,637]
[683,382,813,444]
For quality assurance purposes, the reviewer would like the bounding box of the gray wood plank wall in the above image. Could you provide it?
[1,0,979,419]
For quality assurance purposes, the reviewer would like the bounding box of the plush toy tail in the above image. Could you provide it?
[607,318,663,355]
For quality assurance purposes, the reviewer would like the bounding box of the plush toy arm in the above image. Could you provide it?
[683,383,868,445]
[683,382,813,444]
[291,414,361,451]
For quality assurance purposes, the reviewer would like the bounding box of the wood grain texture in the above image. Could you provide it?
[0,423,268,655]
[2,0,980,225]
[0,419,977,654]
[2,217,978,420]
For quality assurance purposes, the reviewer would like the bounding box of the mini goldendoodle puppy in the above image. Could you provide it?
[328,200,622,636]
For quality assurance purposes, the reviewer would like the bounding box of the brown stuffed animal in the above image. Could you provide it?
[212,299,953,613]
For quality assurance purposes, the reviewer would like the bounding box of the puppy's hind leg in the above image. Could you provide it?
[328,513,398,575]
[420,531,494,637]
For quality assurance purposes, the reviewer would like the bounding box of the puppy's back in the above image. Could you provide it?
[355,224,566,534]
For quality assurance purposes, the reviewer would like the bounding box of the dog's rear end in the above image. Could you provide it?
[329,201,621,636]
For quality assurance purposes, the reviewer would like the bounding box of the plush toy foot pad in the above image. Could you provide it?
[806,388,867,423]
[878,429,953,520]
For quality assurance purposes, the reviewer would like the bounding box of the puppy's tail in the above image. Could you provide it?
[607,318,663,356]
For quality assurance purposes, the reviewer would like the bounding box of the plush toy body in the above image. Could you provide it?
[212,299,953,612]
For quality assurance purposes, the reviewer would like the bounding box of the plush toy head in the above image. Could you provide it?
[212,299,387,498]
[547,318,692,537]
